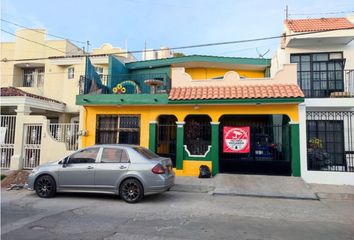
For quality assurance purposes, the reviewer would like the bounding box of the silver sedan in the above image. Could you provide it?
[27,145,175,203]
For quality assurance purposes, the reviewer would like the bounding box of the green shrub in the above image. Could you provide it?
[1,174,6,181]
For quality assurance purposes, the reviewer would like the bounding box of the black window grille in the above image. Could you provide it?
[290,52,345,98]
[306,111,354,172]
[184,115,211,155]
[96,115,140,145]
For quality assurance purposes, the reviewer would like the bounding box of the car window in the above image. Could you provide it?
[121,150,130,163]
[133,147,160,159]
[101,148,130,163]
[69,148,99,164]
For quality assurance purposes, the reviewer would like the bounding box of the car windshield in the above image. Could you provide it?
[133,147,160,159]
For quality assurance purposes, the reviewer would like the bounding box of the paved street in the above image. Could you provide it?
[1,189,354,240]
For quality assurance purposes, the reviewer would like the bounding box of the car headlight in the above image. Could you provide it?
[31,167,40,174]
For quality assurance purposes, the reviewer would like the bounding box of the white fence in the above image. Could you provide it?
[49,123,79,151]
[23,124,42,169]
[0,115,16,169]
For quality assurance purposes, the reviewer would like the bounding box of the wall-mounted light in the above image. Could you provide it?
[194,104,200,110]
[78,130,88,136]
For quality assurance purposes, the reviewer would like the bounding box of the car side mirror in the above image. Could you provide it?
[62,157,69,168]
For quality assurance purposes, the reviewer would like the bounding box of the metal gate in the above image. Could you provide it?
[219,115,292,176]
[23,124,42,169]
[156,123,176,167]
[0,115,16,169]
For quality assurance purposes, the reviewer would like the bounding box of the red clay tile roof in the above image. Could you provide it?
[168,84,304,101]
[0,87,65,104]
[285,18,354,32]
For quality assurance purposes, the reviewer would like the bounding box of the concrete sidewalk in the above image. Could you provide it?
[171,174,354,200]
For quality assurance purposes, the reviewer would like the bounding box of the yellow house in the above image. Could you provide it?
[77,55,304,177]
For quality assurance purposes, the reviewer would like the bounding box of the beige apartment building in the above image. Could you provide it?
[0,29,135,170]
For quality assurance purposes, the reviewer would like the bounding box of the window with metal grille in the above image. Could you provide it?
[290,52,345,98]
[184,115,211,155]
[306,111,353,172]
[96,115,140,145]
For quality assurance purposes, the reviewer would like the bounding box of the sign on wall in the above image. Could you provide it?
[223,126,250,153]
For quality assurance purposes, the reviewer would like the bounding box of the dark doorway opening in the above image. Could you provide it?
[219,115,292,176]
[156,115,177,167]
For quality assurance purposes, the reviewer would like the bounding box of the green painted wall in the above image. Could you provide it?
[108,55,129,90]
[149,122,157,152]
[76,94,169,105]
[176,124,184,170]
[183,148,212,160]
[211,123,220,175]
[291,124,301,177]
[129,66,171,77]
[126,55,271,70]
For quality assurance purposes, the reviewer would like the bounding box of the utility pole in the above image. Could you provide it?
[86,41,90,55]
[285,5,289,20]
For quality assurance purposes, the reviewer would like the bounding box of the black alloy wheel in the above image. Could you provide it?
[119,179,143,203]
[34,175,56,198]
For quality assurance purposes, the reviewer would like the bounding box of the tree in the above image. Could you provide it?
[173,52,185,57]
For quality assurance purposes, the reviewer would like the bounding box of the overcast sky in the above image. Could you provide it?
[1,0,353,60]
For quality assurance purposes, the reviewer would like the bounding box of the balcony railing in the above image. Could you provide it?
[79,73,171,95]
[303,69,354,98]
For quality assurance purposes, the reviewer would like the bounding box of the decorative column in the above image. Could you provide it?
[175,121,185,170]
[148,121,157,152]
[11,105,32,170]
[211,122,220,176]
[290,122,301,177]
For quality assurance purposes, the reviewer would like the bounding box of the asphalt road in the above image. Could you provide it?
[1,189,354,240]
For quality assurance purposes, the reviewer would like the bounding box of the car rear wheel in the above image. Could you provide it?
[119,178,143,203]
[35,175,56,198]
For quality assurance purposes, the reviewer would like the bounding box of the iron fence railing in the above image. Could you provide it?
[306,111,354,172]
[79,73,171,95]
[23,124,42,169]
[302,69,354,98]
[49,123,79,151]
[0,115,16,169]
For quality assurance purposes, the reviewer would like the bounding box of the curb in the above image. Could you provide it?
[212,190,319,201]
[315,192,354,201]
[170,184,215,193]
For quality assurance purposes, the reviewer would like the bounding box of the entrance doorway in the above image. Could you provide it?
[219,115,292,176]
[156,115,177,167]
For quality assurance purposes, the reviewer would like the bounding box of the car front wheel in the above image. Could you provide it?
[119,178,143,203]
[34,175,56,198]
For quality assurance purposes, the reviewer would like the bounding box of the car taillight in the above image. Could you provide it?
[152,164,166,174]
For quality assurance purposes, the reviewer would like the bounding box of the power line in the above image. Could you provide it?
[1,29,67,54]
[0,18,86,44]
[2,26,354,63]
[289,10,354,16]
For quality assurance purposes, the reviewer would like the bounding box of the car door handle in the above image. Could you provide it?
[119,166,127,170]
[87,166,94,169]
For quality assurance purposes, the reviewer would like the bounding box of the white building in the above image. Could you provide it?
[142,46,173,60]
[271,16,354,185]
